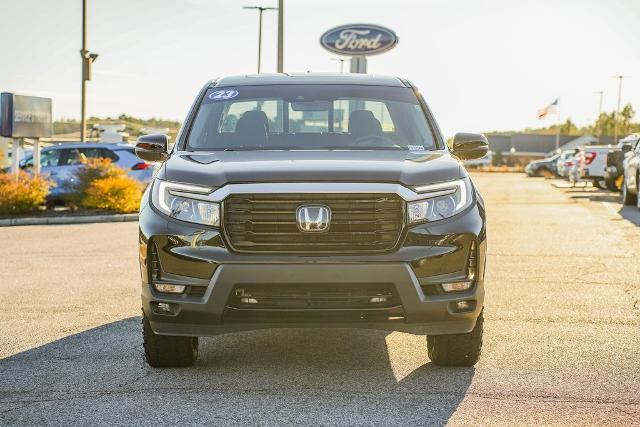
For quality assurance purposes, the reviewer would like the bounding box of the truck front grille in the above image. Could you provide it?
[228,284,400,310]
[223,193,404,253]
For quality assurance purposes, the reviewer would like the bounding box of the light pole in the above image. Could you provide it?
[613,75,627,144]
[331,57,346,73]
[243,6,277,73]
[80,0,98,142]
[594,90,603,142]
[277,0,283,73]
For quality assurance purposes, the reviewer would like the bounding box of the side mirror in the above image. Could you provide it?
[452,133,489,160]
[621,144,632,154]
[135,134,168,162]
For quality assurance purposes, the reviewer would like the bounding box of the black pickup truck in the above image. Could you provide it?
[134,73,488,368]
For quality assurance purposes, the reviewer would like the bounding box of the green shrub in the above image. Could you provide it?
[82,175,142,213]
[0,171,51,215]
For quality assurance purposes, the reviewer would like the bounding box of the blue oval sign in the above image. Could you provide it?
[320,24,398,56]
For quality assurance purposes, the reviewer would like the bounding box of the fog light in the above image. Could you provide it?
[441,281,472,292]
[454,300,475,313]
[157,302,172,312]
[154,283,186,294]
[369,297,388,303]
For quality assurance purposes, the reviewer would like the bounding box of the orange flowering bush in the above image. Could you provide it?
[82,175,142,213]
[68,158,122,202]
[0,171,50,215]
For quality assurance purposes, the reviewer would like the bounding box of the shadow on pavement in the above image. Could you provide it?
[0,317,474,424]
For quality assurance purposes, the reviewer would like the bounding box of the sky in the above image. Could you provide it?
[1,0,639,137]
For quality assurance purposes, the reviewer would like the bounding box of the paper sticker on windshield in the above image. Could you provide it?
[407,145,426,151]
[208,89,239,101]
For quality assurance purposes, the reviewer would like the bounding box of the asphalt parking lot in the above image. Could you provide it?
[1,172,639,425]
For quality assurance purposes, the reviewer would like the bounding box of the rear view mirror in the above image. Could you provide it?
[135,134,168,162]
[452,133,489,160]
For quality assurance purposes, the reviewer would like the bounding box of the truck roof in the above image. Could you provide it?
[212,73,409,88]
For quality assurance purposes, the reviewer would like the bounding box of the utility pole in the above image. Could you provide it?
[80,0,98,142]
[594,90,603,143]
[243,6,277,73]
[613,75,626,144]
[277,0,284,72]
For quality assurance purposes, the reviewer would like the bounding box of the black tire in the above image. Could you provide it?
[427,311,483,367]
[621,177,637,206]
[605,178,619,192]
[592,179,606,190]
[143,314,198,368]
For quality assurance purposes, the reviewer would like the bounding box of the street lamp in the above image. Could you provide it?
[613,75,629,144]
[331,57,346,73]
[80,0,98,142]
[243,5,277,73]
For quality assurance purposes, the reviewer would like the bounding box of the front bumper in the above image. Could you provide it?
[139,189,487,337]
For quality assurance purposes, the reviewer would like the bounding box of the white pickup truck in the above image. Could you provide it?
[580,146,611,189]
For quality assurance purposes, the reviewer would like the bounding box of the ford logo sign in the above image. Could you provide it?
[320,24,398,56]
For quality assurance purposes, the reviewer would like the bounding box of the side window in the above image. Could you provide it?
[79,148,119,162]
[101,149,119,161]
[40,150,62,167]
[333,99,395,133]
[62,148,86,166]
[220,100,283,133]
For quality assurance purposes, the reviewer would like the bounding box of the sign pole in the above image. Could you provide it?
[350,56,367,74]
[81,0,87,142]
[34,138,41,176]
[11,138,20,179]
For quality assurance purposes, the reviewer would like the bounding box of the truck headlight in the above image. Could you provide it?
[408,178,472,224]
[151,179,220,227]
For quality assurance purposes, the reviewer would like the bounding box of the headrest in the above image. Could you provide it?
[348,110,382,138]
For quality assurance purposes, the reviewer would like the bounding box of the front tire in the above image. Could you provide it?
[621,177,637,206]
[143,314,198,368]
[427,311,484,367]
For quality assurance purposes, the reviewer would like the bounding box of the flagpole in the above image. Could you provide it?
[555,99,560,151]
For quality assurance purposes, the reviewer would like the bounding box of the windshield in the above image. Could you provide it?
[185,84,438,151]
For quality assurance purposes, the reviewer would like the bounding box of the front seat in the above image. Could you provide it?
[348,110,382,141]
[234,110,269,147]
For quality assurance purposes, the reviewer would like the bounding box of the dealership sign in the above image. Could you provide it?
[0,93,52,138]
[320,24,398,56]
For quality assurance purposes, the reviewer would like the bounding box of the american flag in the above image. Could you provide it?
[537,98,558,120]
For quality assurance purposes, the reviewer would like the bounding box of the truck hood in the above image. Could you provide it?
[160,150,464,188]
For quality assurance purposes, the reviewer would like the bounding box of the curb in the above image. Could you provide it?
[0,213,139,227]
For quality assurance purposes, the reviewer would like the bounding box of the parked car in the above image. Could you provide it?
[621,137,640,207]
[525,153,559,177]
[136,73,488,368]
[605,134,640,192]
[556,150,575,178]
[17,143,154,201]
[579,146,611,189]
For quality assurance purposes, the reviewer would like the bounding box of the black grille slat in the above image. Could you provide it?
[229,284,399,309]
[223,193,403,254]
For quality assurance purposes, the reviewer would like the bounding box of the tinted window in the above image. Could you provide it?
[21,149,62,168]
[61,147,119,165]
[186,85,437,151]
